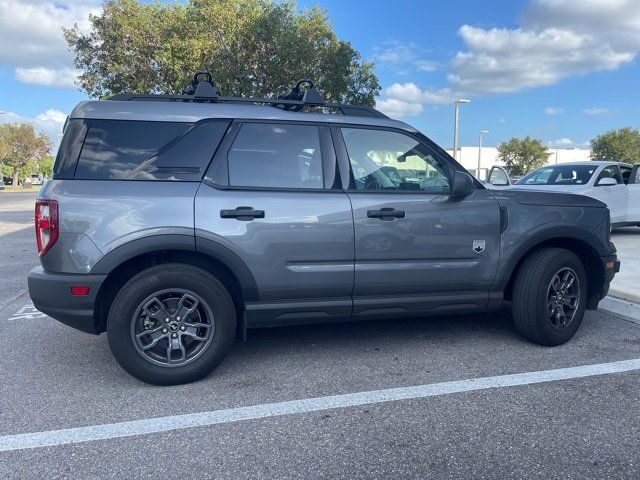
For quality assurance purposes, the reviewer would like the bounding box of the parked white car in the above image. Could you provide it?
[487,162,640,227]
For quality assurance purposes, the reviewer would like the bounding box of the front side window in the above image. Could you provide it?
[519,165,597,185]
[341,128,450,193]
[227,123,323,189]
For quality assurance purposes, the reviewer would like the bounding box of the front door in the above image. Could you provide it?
[195,121,354,325]
[334,126,501,316]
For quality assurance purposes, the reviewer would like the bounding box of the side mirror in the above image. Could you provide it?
[596,177,618,186]
[452,171,475,196]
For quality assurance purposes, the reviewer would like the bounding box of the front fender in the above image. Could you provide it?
[495,223,612,291]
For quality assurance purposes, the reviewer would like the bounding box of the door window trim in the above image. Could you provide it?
[331,124,473,195]
[204,119,340,193]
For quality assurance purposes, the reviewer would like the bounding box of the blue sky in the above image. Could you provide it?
[1,0,639,151]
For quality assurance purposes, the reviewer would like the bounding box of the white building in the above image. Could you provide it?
[445,147,591,180]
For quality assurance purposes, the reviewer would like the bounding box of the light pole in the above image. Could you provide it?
[477,130,489,180]
[452,99,470,161]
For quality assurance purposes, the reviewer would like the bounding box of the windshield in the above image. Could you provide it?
[518,165,597,185]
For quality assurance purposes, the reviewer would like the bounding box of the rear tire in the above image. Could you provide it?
[512,248,587,346]
[107,263,236,385]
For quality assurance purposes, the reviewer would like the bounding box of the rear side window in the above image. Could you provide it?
[227,123,323,189]
[74,120,228,181]
[53,119,87,179]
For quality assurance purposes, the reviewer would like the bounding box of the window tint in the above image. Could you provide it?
[519,165,597,185]
[596,165,622,184]
[619,165,632,184]
[341,128,450,193]
[633,166,640,184]
[53,119,88,179]
[75,120,193,180]
[227,123,323,189]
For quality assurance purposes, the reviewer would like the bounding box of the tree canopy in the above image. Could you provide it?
[497,136,549,176]
[0,123,51,188]
[591,127,640,164]
[64,0,380,105]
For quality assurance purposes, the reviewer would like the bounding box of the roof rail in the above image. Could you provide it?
[108,71,388,119]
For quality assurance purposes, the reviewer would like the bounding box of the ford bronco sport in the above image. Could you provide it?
[28,72,620,385]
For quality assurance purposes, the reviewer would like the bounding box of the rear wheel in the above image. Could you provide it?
[512,248,587,346]
[107,264,236,385]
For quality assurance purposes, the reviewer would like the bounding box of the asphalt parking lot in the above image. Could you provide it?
[1,191,639,479]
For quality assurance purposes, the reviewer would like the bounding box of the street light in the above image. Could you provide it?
[452,99,470,161]
[477,130,489,180]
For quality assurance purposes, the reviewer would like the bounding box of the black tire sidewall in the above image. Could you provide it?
[520,249,587,345]
[107,264,236,385]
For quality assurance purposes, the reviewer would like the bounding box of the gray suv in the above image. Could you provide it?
[28,73,619,385]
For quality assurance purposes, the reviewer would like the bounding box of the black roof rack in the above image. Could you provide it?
[108,70,388,119]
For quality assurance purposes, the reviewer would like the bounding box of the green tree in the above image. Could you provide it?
[497,136,549,177]
[39,156,55,178]
[64,0,380,105]
[591,127,640,163]
[0,123,51,188]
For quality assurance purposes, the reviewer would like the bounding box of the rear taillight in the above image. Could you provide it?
[35,199,59,256]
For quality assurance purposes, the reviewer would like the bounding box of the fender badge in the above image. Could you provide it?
[473,240,486,253]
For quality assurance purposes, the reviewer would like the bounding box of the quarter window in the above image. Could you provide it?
[227,123,323,189]
[75,120,193,180]
[341,128,450,193]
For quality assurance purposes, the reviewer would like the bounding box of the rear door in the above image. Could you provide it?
[195,121,354,325]
[628,164,640,223]
[334,126,501,317]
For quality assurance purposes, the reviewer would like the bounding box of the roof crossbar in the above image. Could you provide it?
[108,71,388,119]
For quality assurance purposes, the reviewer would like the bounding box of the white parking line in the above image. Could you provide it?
[7,302,47,321]
[1,358,639,453]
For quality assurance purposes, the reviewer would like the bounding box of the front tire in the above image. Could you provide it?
[512,248,587,346]
[107,264,236,385]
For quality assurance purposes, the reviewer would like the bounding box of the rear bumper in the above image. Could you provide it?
[27,266,106,335]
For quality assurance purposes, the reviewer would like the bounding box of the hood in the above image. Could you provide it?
[490,189,606,208]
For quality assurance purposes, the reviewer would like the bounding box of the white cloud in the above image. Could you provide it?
[0,0,100,88]
[376,82,454,118]
[547,138,589,148]
[376,98,423,118]
[448,0,640,95]
[372,40,440,74]
[582,107,610,115]
[544,107,564,115]
[414,60,439,72]
[15,67,78,88]
[373,40,419,65]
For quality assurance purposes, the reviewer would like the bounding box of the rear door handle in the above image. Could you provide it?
[220,206,265,221]
[367,208,405,219]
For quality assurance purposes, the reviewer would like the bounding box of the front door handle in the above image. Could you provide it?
[220,206,265,221]
[367,208,405,219]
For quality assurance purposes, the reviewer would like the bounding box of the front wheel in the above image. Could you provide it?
[107,264,236,385]
[512,248,587,346]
